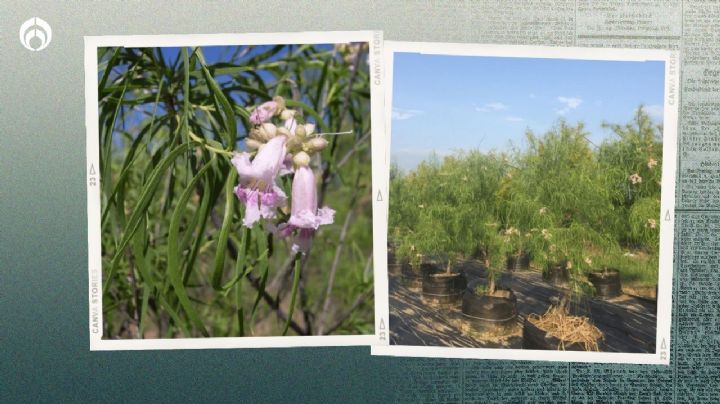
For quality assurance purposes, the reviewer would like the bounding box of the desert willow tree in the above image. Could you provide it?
[461,151,509,294]
[98,43,373,338]
[515,121,620,308]
[598,106,663,270]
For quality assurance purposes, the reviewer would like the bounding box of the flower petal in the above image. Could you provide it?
[231,153,254,179]
[291,228,315,253]
[317,207,335,226]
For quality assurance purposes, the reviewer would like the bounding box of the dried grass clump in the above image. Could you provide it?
[528,305,603,351]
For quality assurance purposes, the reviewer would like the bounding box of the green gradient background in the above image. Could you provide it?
[0,1,711,402]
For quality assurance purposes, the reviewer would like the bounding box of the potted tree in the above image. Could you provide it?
[596,107,662,300]
[457,153,521,338]
[395,235,425,291]
[415,203,470,309]
[515,122,614,351]
[460,220,520,337]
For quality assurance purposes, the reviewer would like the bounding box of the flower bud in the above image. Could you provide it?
[304,123,315,136]
[272,96,286,112]
[248,128,262,141]
[294,124,307,138]
[259,123,277,141]
[287,135,303,151]
[245,138,263,150]
[304,137,328,153]
[280,109,296,121]
[293,151,311,167]
[276,126,291,138]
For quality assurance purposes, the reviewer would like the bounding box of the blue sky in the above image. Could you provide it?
[105,44,336,153]
[391,53,666,170]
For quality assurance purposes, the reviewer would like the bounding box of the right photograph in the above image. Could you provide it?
[379,43,678,362]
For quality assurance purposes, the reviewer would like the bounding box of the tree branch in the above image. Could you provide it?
[322,289,372,335]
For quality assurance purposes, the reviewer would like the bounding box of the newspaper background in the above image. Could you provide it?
[1,0,717,401]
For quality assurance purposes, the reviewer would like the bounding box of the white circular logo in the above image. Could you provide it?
[19,17,52,51]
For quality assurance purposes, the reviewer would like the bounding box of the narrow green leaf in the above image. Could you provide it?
[196,48,237,147]
[314,58,330,108]
[98,47,121,92]
[182,47,191,142]
[167,156,216,337]
[285,100,330,133]
[211,169,238,290]
[104,142,192,295]
[181,164,223,285]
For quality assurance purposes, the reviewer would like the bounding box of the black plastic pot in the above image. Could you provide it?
[461,280,518,334]
[401,262,423,291]
[588,269,622,299]
[422,267,467,308]
[543,262,569,286]
[401,261,440,291]
[387,261,402,276]
[387,251,396,266]
[457,259,487,279]
[506,252,530,271]
[522,317,587,351]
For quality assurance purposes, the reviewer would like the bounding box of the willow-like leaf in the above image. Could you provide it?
[285,99,330,133]
[167,156,216,337]
[196,49,237,147]
[211,169,238,290]
[104,142,192,294]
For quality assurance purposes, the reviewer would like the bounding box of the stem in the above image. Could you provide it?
[320,130,354,136]
[224,234,307,335]
[283,253,302,335]
[485,258,496,295]
[188,131,234,157]
[317,209,354,334]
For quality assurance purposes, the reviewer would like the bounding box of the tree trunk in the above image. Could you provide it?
[485,258,495,294]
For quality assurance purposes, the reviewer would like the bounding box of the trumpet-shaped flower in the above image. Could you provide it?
[249,100,279,125]
[232,135,288,227]
[278,165,334,253]
[629,173,643,184]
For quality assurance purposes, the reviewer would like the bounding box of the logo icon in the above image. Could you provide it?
[19,17,52,51]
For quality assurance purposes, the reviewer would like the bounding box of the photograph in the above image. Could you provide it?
[376,43,677,363]
[86,32,383,348]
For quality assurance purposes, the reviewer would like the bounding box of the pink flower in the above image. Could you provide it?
[284,116,298,136]
[279,165,334,253]
[232,135,288,227]
[629,173,643,184]
[249,101,279,125]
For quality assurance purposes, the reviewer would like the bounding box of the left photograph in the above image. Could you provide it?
[86,32,383,349]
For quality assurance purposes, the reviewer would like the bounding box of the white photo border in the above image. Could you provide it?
[85,31,386,350]
[371,41,678,365]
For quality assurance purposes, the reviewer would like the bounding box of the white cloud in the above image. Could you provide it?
[476,102,508,112]
[392,107,423,121]
[505,115,524,122]
[643,104,664,121]
[555,96,583,115]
